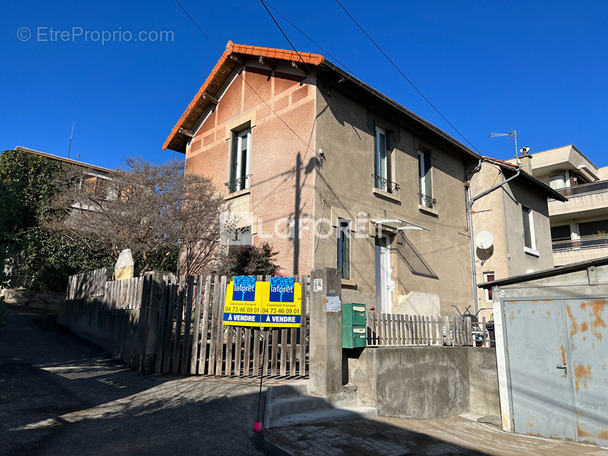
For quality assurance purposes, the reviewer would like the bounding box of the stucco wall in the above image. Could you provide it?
[472,163,555,317]
[184,61,318,276]
[348,346,500,419]
[313,84,474,314]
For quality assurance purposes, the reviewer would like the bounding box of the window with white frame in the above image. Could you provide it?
[522,206,538,254]
[228,128,251,193]
[483,271,495,302]
[337,219,351,280]
[374,126,394,193]
[418,149,434,208]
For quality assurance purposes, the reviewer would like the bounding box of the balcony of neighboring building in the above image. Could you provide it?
[551,220,608,266]
[548,179,608,220]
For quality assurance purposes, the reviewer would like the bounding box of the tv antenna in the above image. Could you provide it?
[67,121,75,159]
[489,129,519,164]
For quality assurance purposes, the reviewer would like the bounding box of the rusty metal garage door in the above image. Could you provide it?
[503,297,608,446]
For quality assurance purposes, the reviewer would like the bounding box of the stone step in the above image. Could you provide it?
[268,395,333,419]
[266,382,308,399]
[269,406,378,428]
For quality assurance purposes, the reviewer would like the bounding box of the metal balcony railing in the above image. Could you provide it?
[372,174,400,194]
[552,234,608,252]
[418,193,437,209]
[552,180,608,199]
[225,174,251,194]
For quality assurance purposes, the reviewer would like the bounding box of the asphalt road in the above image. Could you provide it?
[0,307,265,456]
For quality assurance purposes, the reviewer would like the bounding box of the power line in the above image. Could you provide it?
[172,0,316,155]
[259,0,313,74]
[174,0,220,53]
[334,0,481,154]
[262,1,355,75]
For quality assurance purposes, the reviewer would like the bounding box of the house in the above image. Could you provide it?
[14,146,115,200]
[507,145,608,266]
[469,156,566,314]
[162,41,558,316]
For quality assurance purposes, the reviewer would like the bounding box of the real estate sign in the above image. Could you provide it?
[223,276,301,328]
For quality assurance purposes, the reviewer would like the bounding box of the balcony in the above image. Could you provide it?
[552,234,608,252]
[418,193,437,209]
[548,180,608,221]
[372,174,400,194]
[552,233,608,266]
[553,180,608,198]
[225,174,251,194]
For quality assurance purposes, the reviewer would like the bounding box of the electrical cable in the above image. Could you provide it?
[173,0,317,156]
[260,0,313,74]
[262,1,355,75]
[334,0,481,154]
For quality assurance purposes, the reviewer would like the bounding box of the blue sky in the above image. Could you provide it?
[1,0,606,170]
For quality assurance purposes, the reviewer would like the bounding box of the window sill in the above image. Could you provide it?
[418,204,438,217]
[225,188,251,200]
[524,247,540,257]
[372,188,401,204]
[341,279,357,288]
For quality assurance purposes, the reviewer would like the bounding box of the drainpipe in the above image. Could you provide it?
[467,160,521,313]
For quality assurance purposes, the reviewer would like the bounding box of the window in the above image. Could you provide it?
[549,174,566,190]
[374,126,393,192]
[483,272,495,302]
[228,128,251,193]
[418,150,433,208]
[522,206,538,254]
[337,219,351,280]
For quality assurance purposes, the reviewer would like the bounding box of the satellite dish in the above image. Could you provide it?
[476,231,494,250]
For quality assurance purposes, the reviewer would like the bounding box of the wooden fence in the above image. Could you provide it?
[153,274,310,378]
[66,268,143,309]
[66,268,107,299]
[367,313,490,347]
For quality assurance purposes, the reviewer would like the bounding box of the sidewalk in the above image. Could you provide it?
[263,414,608,456]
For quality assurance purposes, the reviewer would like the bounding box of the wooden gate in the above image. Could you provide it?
[153,274,310,378]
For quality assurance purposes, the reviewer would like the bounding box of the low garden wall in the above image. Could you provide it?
[0,289,65,313]
[348,346,500,419]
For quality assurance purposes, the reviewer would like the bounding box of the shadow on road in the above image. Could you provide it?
[1,307,498,456]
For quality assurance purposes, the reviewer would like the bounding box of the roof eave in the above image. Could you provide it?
[320,60,481,162]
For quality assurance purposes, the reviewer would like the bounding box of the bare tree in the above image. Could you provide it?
[50,157,224,275]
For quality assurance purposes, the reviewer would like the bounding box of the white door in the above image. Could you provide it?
[375,235,392,314]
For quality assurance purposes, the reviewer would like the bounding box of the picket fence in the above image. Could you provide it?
[366,313,487,347]
[154,274,310,378]
[66,268,490,379]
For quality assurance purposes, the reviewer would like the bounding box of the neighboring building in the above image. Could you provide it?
[162,42,557,316]
[470,157,566,314]
[14,146,115,201]
[508,145,608,266]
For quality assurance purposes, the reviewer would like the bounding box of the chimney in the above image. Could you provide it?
[519,153,533,174]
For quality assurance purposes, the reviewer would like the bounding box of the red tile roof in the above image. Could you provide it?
[163,41,324,152]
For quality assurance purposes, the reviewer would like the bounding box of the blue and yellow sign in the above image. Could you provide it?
[223,276,301,328]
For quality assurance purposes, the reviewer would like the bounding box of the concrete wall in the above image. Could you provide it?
[313,83,474,315]
[348,347,499,419]
[59,298,143,368]
[184,60,317,276]
[0,289,65,313]
[58,273,163,372]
